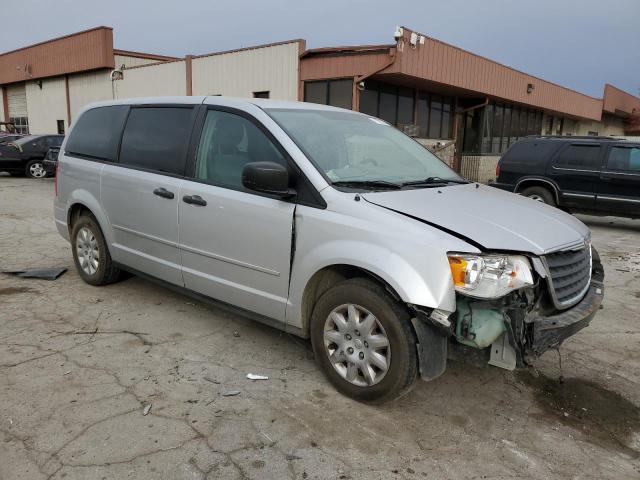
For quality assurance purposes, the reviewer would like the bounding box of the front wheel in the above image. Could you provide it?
[25,159,47,179]
[310,277,418,403]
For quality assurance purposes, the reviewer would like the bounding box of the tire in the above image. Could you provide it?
[521,186,556,206]
[310,277,418,403]
[25,159,47,179]
[71,214,122,286]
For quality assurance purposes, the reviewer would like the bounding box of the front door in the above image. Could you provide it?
[548,142,604,209]
[178,108,295,321]
[596,143,640,216]
[101,106,197,286]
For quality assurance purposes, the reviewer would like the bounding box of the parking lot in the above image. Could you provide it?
[0,176,638,479]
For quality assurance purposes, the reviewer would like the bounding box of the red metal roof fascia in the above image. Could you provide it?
[113,49,180,61]
[0,27,115,85]
[603,84,640,116]
[388,27,603,121]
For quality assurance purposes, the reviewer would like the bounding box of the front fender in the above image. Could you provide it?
[286,238,457,330]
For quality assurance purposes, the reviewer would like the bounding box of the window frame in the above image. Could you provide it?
[552,142,604,172]
[303,78,353,110]
[184,105,326,209]
[9,116,29,135]
[65,105,131,163]
[116,104,199,178]
[605,144,640,174]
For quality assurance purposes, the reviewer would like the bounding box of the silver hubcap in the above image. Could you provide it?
[528,194,545,203]
[29,162,46,178]
[323,304,391,387]
[76,227,99,275]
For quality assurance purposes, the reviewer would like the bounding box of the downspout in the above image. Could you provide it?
[355,49,397,84]
[462,97,489,113]
[352,49,397,112]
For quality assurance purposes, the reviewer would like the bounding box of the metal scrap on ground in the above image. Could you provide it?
[2,267,67,280]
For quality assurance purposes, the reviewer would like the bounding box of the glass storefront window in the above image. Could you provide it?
[359,82,454,139]
[468,102,544,154]
[304,79,352,109]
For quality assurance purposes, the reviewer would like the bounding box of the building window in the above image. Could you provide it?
[57,120,65,134]
[9,116,29,134]
[416,91,454,139]
[253,91,270,99]
[304,79,352,110]
[464,102,542,154]
[588,131,599,136]
[545,115,553,135]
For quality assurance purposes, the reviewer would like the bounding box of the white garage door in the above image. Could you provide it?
[7,84,29,133]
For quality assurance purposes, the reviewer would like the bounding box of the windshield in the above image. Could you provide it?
[266,108,462,186]
[13,136,36,146]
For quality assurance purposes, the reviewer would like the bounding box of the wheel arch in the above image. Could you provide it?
[66,195,113,245]
[515,177,560,204]
[298,264,410,338]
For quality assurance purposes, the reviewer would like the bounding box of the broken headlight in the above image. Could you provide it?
[447,254,534,299]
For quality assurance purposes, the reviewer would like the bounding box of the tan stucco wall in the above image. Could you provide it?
[114,55,164,69]
[192,42,300,100]
[68,70,113,121]
[115,61,187,99]
[576,114,625,136]
[25,78,67,134]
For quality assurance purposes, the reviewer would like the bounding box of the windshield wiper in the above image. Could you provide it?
[332,180,402,190]
[402,176,469,187]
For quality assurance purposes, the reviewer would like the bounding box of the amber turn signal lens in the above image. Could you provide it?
[448,256,467,286]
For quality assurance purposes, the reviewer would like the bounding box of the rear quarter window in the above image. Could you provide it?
[65,106,129,161]
[118,107,194,175]
[501,140,560,164]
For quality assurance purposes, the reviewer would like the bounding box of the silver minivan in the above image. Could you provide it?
[54,97,604,402]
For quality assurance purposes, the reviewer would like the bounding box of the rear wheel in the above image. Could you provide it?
[25,159,47,179]
[71,214,122,285]
[521,186,556,206]
[310,277,418,403]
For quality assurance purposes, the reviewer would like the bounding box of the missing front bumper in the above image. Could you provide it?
[526,279,604,357]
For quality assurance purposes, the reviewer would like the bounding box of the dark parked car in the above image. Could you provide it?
[0,135,64,178]
[43,146,60,176]
[0,134,24,145]
[492,136,640,219]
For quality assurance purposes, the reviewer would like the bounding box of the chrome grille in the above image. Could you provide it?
[543,245,592,309]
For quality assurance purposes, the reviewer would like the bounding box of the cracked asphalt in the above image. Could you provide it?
[1,176,639,479]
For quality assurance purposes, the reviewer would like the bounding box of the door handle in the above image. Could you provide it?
[153,187,174,199]
[182,194,207,206]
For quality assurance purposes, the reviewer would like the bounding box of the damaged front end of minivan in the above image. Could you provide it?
[410,244,605,379]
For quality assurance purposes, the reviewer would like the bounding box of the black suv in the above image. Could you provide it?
[492,136,640,219]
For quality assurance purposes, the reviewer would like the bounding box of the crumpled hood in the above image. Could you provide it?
[362,183,590,255]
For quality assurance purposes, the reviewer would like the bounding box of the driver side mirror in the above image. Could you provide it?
[242,161,294,197]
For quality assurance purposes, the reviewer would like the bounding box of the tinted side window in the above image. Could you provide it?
[119,107,194,175]
[502,140,560,163]
[555,144,602,170]
[607,146,640,173]
[66,106,128,161]
[193,110,287,190]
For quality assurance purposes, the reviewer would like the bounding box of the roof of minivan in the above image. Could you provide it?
[79,96,360,114]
